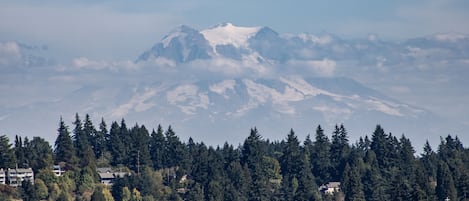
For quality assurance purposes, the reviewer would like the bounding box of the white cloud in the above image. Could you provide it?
[145,56,177,68]
[72,57,139,71]
[366,98,403,116]
[188,56,270,77]
[287,59,336,76]
[297,33,333,45]
[209,80,236,98]
[0,41,21,67]
[433,33,468,42]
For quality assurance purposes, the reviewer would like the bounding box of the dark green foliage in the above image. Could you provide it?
[150,125,166,170]
[164,126,189,171]
[330,124,350,181]
[109,121,126,166]
[0,135,16,168]
[14,135,27,168]
[25,137,54,171]
[54,117,75,165]
[7,114,469,201]
[242,128,270,201]
[74,113,97,169]
[20,179,38,201]
[436,161,457,201]
[128,124,151,173]
[342,163,365,201]
[295,146,321,201]
[185,182,205,201]
[280,129,302,200]
[311,125,331,185]
[93,118,108,160]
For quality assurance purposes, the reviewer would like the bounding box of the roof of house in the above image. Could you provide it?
[97,167,113,173]
[97,168,130,179]
[326,182,341,188]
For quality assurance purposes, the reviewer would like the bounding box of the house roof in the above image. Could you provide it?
[97,167,113,173]
[327,182,341,188]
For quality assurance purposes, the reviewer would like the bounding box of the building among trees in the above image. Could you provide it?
[0,168,34,187]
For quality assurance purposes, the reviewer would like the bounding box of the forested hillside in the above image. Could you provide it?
[1,113,469,201]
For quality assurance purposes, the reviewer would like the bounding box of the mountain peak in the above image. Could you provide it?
[160,25,198,48]
[201,23,262,49]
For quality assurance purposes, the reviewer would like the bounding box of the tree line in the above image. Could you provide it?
[1,113,469,201]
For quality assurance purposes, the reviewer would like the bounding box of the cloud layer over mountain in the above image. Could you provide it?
[0,23,468,151]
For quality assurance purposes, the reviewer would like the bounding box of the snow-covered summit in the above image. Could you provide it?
[201,23,262,49]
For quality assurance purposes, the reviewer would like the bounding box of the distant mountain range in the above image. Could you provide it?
[1,23,468,150]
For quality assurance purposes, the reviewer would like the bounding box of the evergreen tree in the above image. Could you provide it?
[295,145,322,201]
[421,140,438,179]
[185,182,205,201]
[342,163,365,201]
[370,125,388,169]
[412,161,436,200]
[73,113,97,168]
[21,179,38,201]
[150,125,166,170]
[0,135,16,168]
[280,129,302,200]
[225,159,250,201]
[54,117,76,165]
[14,135,27,168]
[398,135,416,180]
[94,117,108,160]
[312,125,331,185]
[330,124,350,181]
[436,161,457,201]
[128,124,151,173]
[109,121,125,166]
[83,114,97,144]
[191,143,209,186]
[26,137,53,171]
[164,126,189,171]
[363,150,388,201]
[457,171,469,200]
[242,128,269,201]
[389,169,413,201]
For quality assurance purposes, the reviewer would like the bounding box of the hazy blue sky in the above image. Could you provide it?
[1,0,469,60]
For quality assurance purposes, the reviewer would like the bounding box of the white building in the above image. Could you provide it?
[0,169,6,185]
[53,165,66,177]
[319,182,341,195]
[7,168,34,187]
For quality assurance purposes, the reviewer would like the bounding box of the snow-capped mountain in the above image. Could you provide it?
[0,74,443,149]
[137,23,275,64]
[138,23,469,68]
[2,24,468,150]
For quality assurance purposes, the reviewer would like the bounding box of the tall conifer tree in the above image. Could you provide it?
[54,117,75,165]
